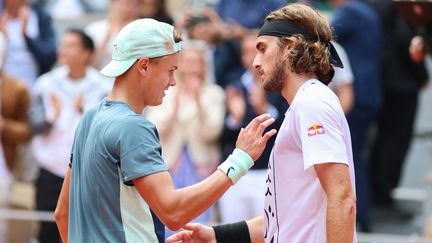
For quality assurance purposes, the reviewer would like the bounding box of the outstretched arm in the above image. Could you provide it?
[135,169,231,231]
[136,114,276,231]
[166,216,264,243]
[166,223,215,243]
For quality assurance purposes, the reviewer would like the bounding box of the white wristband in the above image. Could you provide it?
[218,148,254,184]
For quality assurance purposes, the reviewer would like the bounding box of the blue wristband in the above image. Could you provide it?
[218,148,254,184]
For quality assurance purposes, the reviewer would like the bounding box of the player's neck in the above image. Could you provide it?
[282,73,317,105]
[107,78,145,114]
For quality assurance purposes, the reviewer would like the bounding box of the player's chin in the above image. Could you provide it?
[148,98,164,107]
[157,97,165,105]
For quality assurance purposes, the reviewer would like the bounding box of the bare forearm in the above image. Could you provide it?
[56,216,69,243]
[335,84,353,115]
[326,198,356,243]
[339,93,353,115]
[138,114,277,231]
[137,170,232,230]
[168,170,231,228]
[247,216,265,243]
[315,163,356,243]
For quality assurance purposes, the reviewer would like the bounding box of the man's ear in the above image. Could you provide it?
[285,41,294,52]
[136,58,150,76]
[281,37,296,50]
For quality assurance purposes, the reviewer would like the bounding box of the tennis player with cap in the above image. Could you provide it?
[167,3,357,243]
[54,18,277,243]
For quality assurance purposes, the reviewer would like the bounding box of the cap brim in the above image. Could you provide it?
[100,59,137,78]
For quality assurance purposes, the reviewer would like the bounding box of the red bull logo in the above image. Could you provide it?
[307,123,326,137]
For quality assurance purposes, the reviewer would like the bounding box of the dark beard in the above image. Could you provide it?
[263,55,286,93]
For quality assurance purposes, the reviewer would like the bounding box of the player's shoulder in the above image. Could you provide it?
[80,101,103,123]
[297,80,337,102]
[113,112,157,135]
[294,80,341,113]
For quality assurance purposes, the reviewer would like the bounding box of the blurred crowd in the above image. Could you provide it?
[0,0,430,242]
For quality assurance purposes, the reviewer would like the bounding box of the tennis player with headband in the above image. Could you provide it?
[167,3,357,243]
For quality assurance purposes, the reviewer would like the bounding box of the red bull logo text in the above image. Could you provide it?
[307,123,325,137]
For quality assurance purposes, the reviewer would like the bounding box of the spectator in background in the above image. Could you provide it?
[177,0,284,88]
[213,0,284,88]
[43,0,110,19]
[29,29,111,243]
[0,31,32,243]
[45,0,87,19]
[85,0,141,69]
[328,41,354,114]
[329,0,383,232]
[218,30,288,223]
[410,35,430,62]
[0,0,56,89]
[180,8,220,84]
[145,40,225,236]
[79,0,110,14]
[367,0,429,212]
[139,0,173,25]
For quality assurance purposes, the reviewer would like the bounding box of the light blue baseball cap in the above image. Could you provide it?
[100,18,182,78]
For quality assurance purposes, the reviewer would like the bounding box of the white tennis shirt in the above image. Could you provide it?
[263,79,357,243]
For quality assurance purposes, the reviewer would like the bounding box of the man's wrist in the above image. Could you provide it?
[213,221,251,243]
[218,148,253,184]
